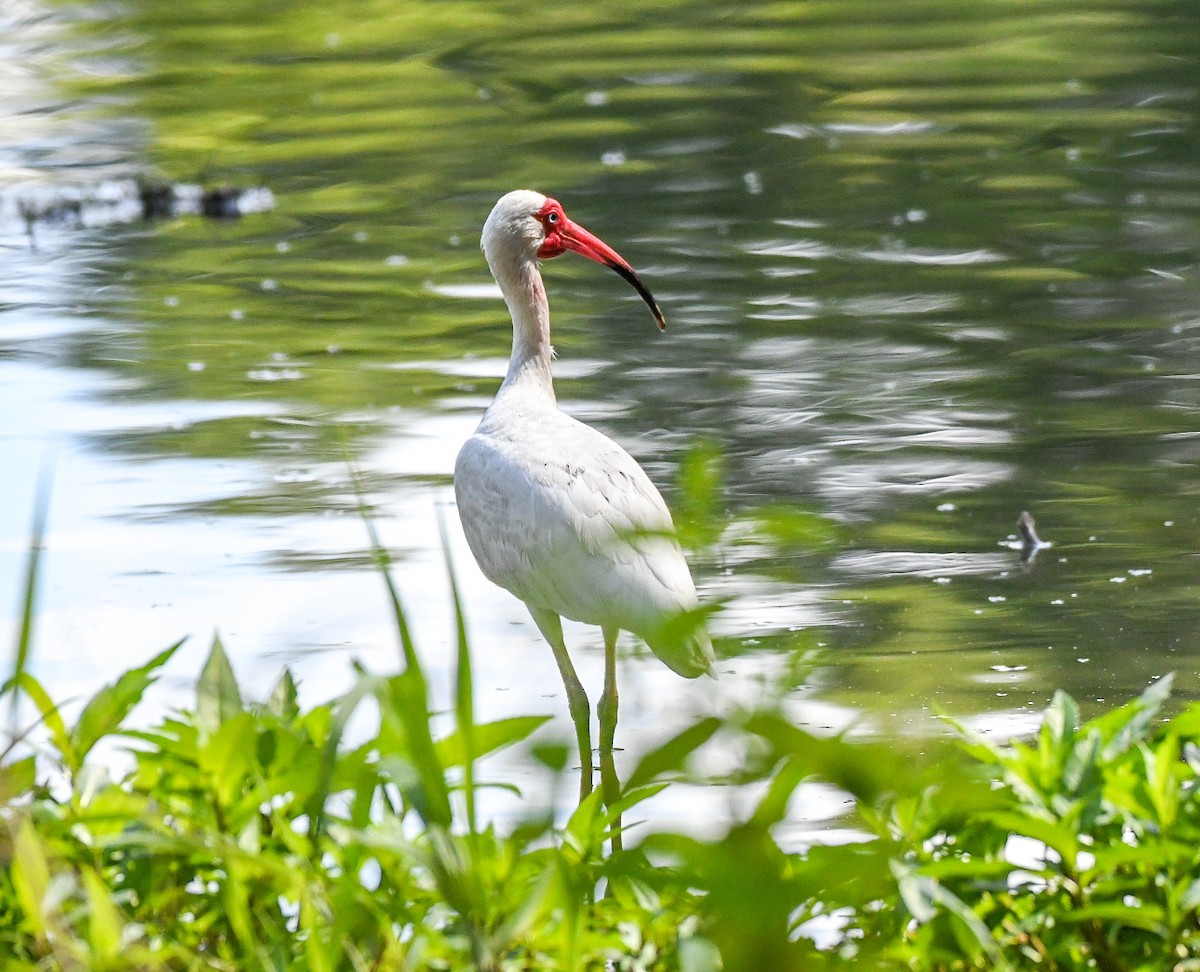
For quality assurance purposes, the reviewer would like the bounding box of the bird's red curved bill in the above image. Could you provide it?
[558,218,667,331]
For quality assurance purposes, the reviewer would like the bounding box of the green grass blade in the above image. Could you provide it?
[439,509,477,837]
[6,455,54,738]
[344,460,423,691]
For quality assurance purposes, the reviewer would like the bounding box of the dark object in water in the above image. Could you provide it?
[1018,510,1048,567]
[138,178,177,220]
[2,176,275,247]
[200,185,246,219]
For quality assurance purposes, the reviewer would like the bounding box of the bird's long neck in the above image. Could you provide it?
[495,255,555,400]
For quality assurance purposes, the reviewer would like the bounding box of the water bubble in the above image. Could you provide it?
[276,240,291,253]
[743,171,763,195]
[353,230,368,243]
[187,361,205,372]
[987,595,1007,603]
[230,309,245,321]
[937,502,956,512]
[164,295,179,307]
[586,90,609,107]
[906,208,927,223]
[601,150,627,167]
[261,278,278,291]
[384,254,409,267]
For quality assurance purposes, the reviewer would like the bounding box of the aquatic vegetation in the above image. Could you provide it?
[2,553,1198,970]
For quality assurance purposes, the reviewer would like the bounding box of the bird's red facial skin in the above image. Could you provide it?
[535,198,569,258]
[534,196,667,331]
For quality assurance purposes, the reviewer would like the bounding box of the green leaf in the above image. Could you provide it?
[1180,878,1200,912]
[493,863,558,950]
[198,712,259,809]
[307,678,372,838]
[1144,734,1180,830]
[892,861,1011,968]
[11,816,52,939]
[563,788,607,859]
[1094,672,1174,760]
[4,672,73,769]
[376,671,452,829]
[746,504,840,550]
[197,635,243,738]
[1060,901,1168,935]
[71,641,181,767]
[82,867,124,961]
[267,668,299,719]
[1062,729,1101,797]
[624,717,721,791]
[1041,690,1079,754]
[0,754,37,799]
[678,935,723,972]
[436,715,551,769]
[603,783,668,841]
[980,810,1080,867]
[673,439,725,549]
[750,755,810,829]
[892,860,937,922]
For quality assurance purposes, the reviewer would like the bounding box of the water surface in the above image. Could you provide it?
[4,0,1199,783]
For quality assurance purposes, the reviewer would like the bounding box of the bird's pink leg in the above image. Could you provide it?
[598,626,622,853]
[530,607,593,802]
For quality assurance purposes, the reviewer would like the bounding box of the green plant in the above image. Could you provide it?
[2,487,1199,970]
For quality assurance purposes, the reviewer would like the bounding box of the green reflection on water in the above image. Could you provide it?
[43,0,1200,720]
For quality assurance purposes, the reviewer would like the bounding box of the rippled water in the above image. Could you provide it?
[3,0,1199,773]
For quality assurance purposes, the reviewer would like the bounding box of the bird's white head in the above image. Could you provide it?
[481,189,666,330]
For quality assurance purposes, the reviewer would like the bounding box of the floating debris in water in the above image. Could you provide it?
[1016,510,1051,568]
[3,174,275,246]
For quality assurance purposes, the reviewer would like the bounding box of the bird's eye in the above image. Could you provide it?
[546,211,559,225]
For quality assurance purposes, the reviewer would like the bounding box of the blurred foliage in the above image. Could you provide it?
[2,546,1199,969]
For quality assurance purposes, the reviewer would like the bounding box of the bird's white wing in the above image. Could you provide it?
[455,408,700,637]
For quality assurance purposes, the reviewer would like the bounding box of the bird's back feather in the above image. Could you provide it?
[455,390,712,677]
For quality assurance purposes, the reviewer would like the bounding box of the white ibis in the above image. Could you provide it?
[454,190,714,814]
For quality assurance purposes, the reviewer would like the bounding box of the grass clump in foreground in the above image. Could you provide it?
[2,577,1200,969]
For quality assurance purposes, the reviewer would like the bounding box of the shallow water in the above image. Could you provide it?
[3,0,1200,805]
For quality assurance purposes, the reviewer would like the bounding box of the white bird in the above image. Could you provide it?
[454,190,714,812]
